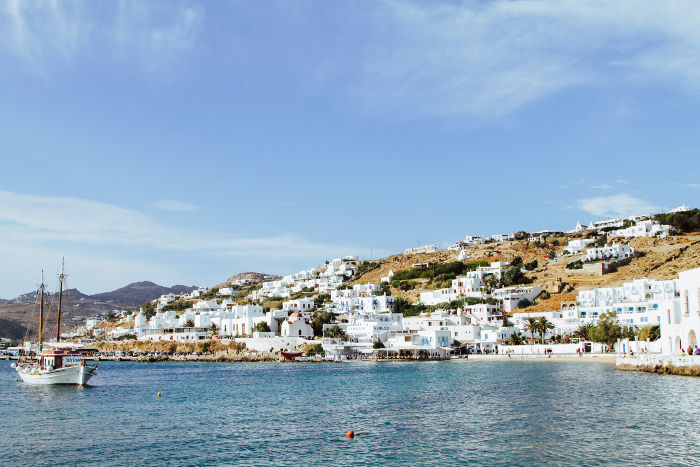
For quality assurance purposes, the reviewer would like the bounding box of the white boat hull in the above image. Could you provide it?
[16,364,97,385]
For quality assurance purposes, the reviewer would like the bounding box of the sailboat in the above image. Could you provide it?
[12,259,98,385]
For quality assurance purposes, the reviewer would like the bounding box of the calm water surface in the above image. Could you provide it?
[1,360,699,466]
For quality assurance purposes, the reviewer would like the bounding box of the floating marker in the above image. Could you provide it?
[346,430,355,438]
[157,392,162,397]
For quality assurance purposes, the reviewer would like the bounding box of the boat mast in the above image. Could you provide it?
[38,270,45,348]
[56,258,66,343]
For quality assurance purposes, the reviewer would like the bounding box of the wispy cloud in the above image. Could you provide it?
[153,200,198,212]
[577,193,661,218]
[590,183,612,190]
[616,178,630,185]
[673,182,700,189]
[344,0,700,118]
[0,1,203,72]
[0,189,382,296]
[0,190,365,257]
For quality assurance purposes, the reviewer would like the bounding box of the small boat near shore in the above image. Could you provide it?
[280,350,304,360]
[13,260,98,385]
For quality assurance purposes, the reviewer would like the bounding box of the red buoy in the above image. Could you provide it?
[346,430,355,438]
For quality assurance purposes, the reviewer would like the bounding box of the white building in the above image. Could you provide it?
[611,220,674,238]
[492,286,541,313]
[659,268,700,355]
[563,238,595,255]
[217,287,240,296]
[490,234,513,242]
[282,297,316,313]
[405,244,439,255]
[560,277,681,332]
[584,243,635,262]
[380,270,394,283]
[281,312,314,338]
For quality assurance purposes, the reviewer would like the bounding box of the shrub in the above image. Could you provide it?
[373,341,385,349]
[252,321,271,333]
[163,299,195,312]
[305,343,325,357]
[566,260,584,270]
[324,325,346,338]
[654,209,700,233]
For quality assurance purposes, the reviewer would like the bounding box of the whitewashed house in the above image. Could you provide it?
[492,286,542,313]
[281,312,314,338]
[611,220,674,238]
[660,267,700,355]
[282,297,316,313]
[584,243,635,262]
[563,238,595,255]
[405,245,439,255]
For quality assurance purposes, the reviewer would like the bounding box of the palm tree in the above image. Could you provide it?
[209,323,218,336]
[502,313,513,328]
[524,317,538,344]
[184,319,194,328]
[537,317,554,344]
[573,323,594,340]
[508,332,524,345]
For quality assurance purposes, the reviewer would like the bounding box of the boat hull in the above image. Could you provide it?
[16,364,97,386]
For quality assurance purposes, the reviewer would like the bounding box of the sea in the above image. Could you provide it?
[1,360,699,466]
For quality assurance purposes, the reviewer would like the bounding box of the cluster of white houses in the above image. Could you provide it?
[88,202,696,358]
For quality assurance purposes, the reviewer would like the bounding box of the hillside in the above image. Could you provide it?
[0,281,198,339]
[216,272,280,288]
[91,281,198,306]
[352,232,700,309]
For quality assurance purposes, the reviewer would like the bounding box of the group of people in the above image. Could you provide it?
[684,345,700,356]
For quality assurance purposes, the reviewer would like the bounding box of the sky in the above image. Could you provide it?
[0,0,699,297]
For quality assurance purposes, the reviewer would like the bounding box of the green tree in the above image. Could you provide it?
[637,325,661,341]
[502,265,531,287]
[184,319,194,328]
[524,317,538,344]
[508,332,524,345]
[572,323,594,340]
[373,340,385,349]
[252,321,271,333]
[537,316,554,344]
[324,325,346,339]
[312,311,336,337]
[589,312,621,348]
[305,343,325,357]
[314,293,331,308]
[209,323,219,335]
[502,314,513,327]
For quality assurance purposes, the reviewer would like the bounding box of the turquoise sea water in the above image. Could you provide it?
[1,360,699,466]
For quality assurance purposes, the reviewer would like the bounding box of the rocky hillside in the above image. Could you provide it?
[0,281,198,339]
[217,272,280,288]
[91,281,198,306]
[352,232,700,310]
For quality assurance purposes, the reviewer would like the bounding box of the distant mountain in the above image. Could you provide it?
[0,317,31,340]
[12,288,93,304]
[90,281,198,306]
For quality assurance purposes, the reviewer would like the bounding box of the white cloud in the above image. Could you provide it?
[577,193,661,218]
[616,178,631,184]
[153,200,198,212]
[0,190,380,296]
[675,182,700,189]
[0,0,203,71]
[346,0,700,117]
[590,183,612,190]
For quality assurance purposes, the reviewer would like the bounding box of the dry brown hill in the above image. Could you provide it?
[352,232,700,309]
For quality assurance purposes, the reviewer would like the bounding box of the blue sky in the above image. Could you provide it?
[1,0,698,297]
